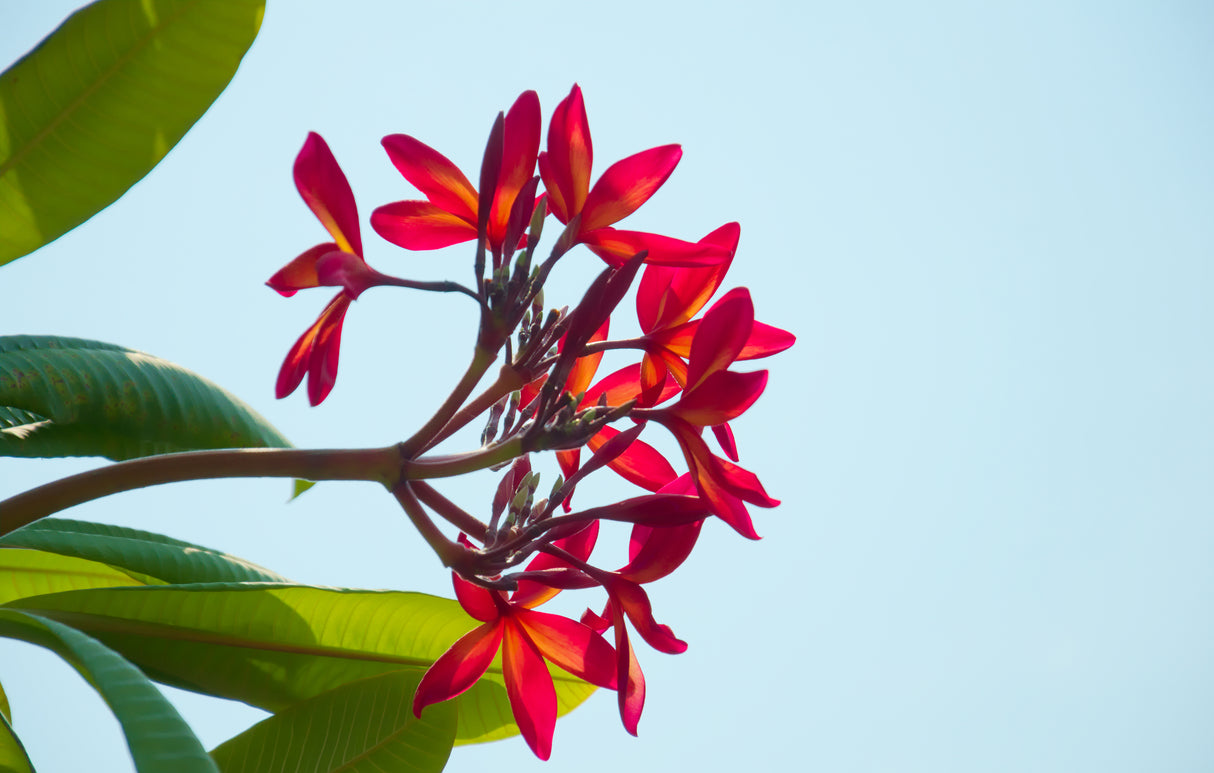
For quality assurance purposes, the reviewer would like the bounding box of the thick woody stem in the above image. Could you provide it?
[0,446,401,536]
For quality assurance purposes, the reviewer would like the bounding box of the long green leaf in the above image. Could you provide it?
[210,671,456,773]
[0,335,290,460]
[0,609,218,772]
[8,584,597,744]
[0,679,35,773]
[0,518,289,585]
[0,0,265,264]
[0,546,146,606]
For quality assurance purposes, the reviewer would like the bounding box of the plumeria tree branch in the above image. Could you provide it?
[0,446,401,536]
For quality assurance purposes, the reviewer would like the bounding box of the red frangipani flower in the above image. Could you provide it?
[635,223,796,413]
[539,84,727,268]
[268,132,377,405]
[413,538,617,760]
[638,288,780,538]
[371,91,541,254]
[634,223,795,459]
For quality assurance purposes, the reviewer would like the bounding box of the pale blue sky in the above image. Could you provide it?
[2,1,1212,771]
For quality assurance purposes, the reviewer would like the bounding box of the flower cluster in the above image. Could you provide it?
[267,85,794,759]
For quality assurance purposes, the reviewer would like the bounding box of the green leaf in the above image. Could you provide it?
[0,677,37,773]
[9,584,597,744]
[0,697,35,773]
[0,335,290,460]
[0,0,265,264]
[0,609,218,772]
[0,546,146,606]
[210,671,456,773]
[0,518,289,585]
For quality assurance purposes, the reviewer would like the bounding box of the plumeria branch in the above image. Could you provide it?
[0,446,401,536]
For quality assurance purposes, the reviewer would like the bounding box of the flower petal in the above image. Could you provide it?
[305,295,350,407]
[607,603,645,735]
[580,145,681,232]
[584,363,673,408]
[453,572,501,623]
[266,243,339,297]
[638,351,669,407]
[665,417,769,538]
[517,608,618,689]
[502,619,558,760]
[371,200,478,250]
[587,426,678,493]
[540,84,592,224]
[581,228,728,268]
[684,287,754,392]
[712,422,739,462]
[488,90,541,246]
[412,621,504,716]
[609,578,686,654]
[381,134,479,223]
[636,222,739,331]
[294,133,362,256]
[578,494,709,529]
[275,294,350,404]
[620,520,704,583]
[565,319,609,399]
[738,321,797,360]
[672,369,768,426]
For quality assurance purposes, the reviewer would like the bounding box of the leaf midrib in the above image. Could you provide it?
[15,605,596,684]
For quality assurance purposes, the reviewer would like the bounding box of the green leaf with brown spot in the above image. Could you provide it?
[0,518,289,585]
[0,335,290,461]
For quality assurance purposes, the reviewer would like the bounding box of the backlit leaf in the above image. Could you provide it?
[210,671,456,773]
[9,584,597,744]
[0,697,34,773]
[0,547,145,607]
[0,609,217,772]
[0,0,265,264]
